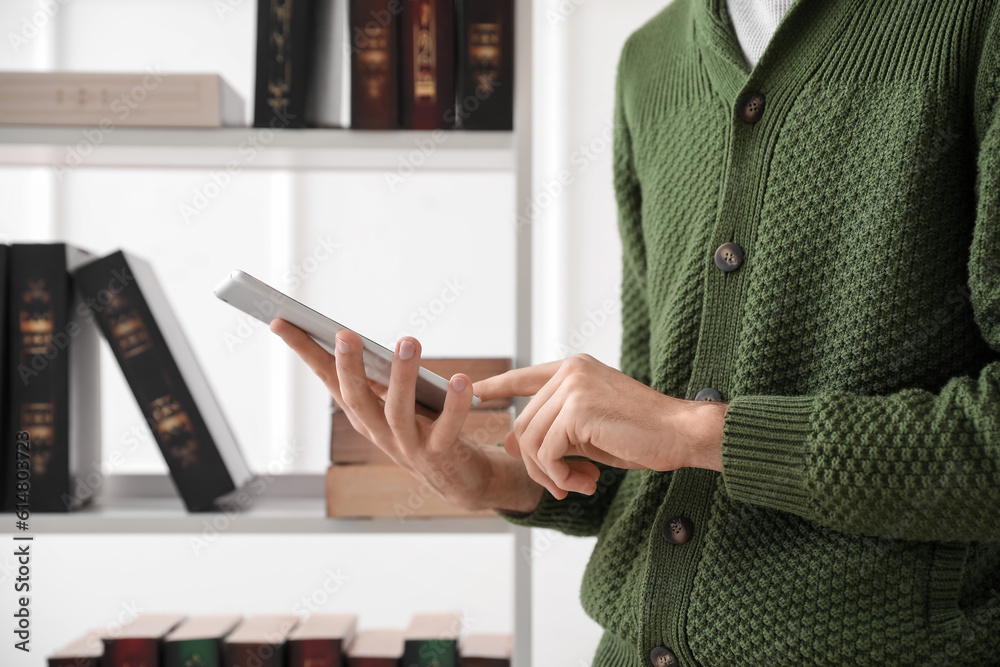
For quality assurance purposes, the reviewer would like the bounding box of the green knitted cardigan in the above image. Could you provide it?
[504,0,1000,664]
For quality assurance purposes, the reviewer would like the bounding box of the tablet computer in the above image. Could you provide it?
[214,270,481,412]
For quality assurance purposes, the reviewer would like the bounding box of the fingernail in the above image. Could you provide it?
[399,340,415,360]
[452,376,467,393]
[336,338,351,354]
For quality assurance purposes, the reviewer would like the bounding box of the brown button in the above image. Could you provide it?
[662,516,694,545]
[695,387,722,402]
[714,242,744,272]
[651,646,678,666]
[737,91,766,123]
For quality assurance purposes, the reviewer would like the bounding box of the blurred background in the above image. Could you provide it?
[0,0,666,664]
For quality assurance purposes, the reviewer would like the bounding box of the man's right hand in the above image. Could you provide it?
[270,318,544,515]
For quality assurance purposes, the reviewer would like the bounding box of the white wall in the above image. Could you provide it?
[0,0,668,664]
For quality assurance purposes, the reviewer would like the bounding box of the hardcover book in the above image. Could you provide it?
[5,243,100,513]
[48,630,104,667]
[225,615,299,667]
[164,614,243,667]
[103,614,186,667]
[402,613,461,667]
[0,72,243,127]
[254,0,316,128]
[287,613,358,667]
[400,0,455,129]
[459,634,512,667]
[308,0,351,128]
[455,0,514,130]
[325,464,494,519]
[347,629,404,667]
[349,0,400,129]
[73,251,253,512]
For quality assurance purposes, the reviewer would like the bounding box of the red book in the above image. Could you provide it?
[400,0,455,129]
[103,614,186,667]
[460,634,512,667]
[225,615,299,667]
[288,614,357,667]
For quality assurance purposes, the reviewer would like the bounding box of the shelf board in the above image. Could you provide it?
[0,126,516,171]
[20,497,512,535]
[7,475,513,535]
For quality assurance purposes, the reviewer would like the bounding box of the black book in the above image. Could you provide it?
[349,0,400,129]
[73,251,253,512]
[4,244,100,513]
[254,0,317,129]
[455,0,514,130]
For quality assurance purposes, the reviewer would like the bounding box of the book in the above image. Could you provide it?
[325,464,494,519]
[48,630,104,667]
[103,614,186,667]
[225,615,299,667]
[164,614,243,667]
[308,0,351,128]
[349,0,400,129]
[0,245,7,514]
[454,0,514,130]
[400,0,455,129]
[347,629,404,667]
[331,408,511,465]
[72,251,253,512]
[459,634,512,666]
[402,613,461,667]
[287,613,358,667]
[5,243,101,513]
[254,0,316,128]
[0,72,243,127]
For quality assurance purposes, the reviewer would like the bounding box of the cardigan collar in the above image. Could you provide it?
[693,0,856,108]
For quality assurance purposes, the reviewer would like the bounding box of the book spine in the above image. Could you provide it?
[226,644,285,667]
[73,253,236,511]
[164,638,223,667]
[349,0,400,129]
[48,659,100,667]
[402,640,457,667]
[254,0,315,128]
[105,638,159,667]
[348,659,401,667]
[5,245,71,512]
[455,0,514,130]
[400,0,455,129]
[289,638,343,667]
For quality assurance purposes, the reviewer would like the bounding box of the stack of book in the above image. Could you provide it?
[0,244,252,514]
[326,358,512,519]
[49,612,513,667]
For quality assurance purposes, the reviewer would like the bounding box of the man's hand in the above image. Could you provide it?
[473,354,727,500]
[270,319,544,514]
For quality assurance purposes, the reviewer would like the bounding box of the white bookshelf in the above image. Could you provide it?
[0,0,536,663]
[0,127,516,170]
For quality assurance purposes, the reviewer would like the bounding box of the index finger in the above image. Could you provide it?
[472,359,563,402]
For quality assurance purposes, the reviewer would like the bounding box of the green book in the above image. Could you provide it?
[164,615,242,667]
[401,613,461,667]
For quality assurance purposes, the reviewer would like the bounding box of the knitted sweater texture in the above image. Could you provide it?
[505,0,1000,665]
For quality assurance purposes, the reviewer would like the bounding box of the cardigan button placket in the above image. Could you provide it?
[714,241,744,272]
[695,387,723,402]
[737,91,766,123]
